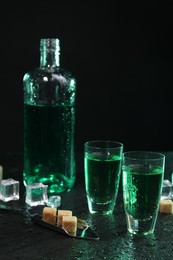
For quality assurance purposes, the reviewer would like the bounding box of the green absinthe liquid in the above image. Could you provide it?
[85,154,121,204]
[123,166,163,220]
[24,104,75,194]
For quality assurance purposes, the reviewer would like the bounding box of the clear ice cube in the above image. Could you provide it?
[0,178,19,202]
[0,165,3,180]
[161,179,172,200]
[47,195,61,208]
[25,183,48,207]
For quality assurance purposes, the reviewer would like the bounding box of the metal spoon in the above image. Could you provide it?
[31,214,99,240]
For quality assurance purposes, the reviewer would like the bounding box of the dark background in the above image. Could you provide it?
[0,3,173,154]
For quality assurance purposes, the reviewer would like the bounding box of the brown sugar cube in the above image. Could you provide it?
[159,200,173,214]
[62,216,77,234]
[42,207,57,224]
[57,210,72,227]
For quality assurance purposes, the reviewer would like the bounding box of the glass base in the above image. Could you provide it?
[87,196,115,215]
[126,212,158,236]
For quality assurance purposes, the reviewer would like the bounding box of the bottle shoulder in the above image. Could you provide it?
[23,67,76,81]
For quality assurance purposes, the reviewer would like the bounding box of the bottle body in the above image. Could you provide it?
[23,39,76,194]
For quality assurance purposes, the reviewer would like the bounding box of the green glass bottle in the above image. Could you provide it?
[23,38,76,194]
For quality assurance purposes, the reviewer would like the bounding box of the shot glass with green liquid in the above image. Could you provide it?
[122,151,165,236]
[84,140,123,215]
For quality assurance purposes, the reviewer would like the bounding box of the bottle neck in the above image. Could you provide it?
[40,38,60,67]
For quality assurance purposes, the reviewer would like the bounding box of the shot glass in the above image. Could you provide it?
[122,151,165,236]
[84,140,123,215]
